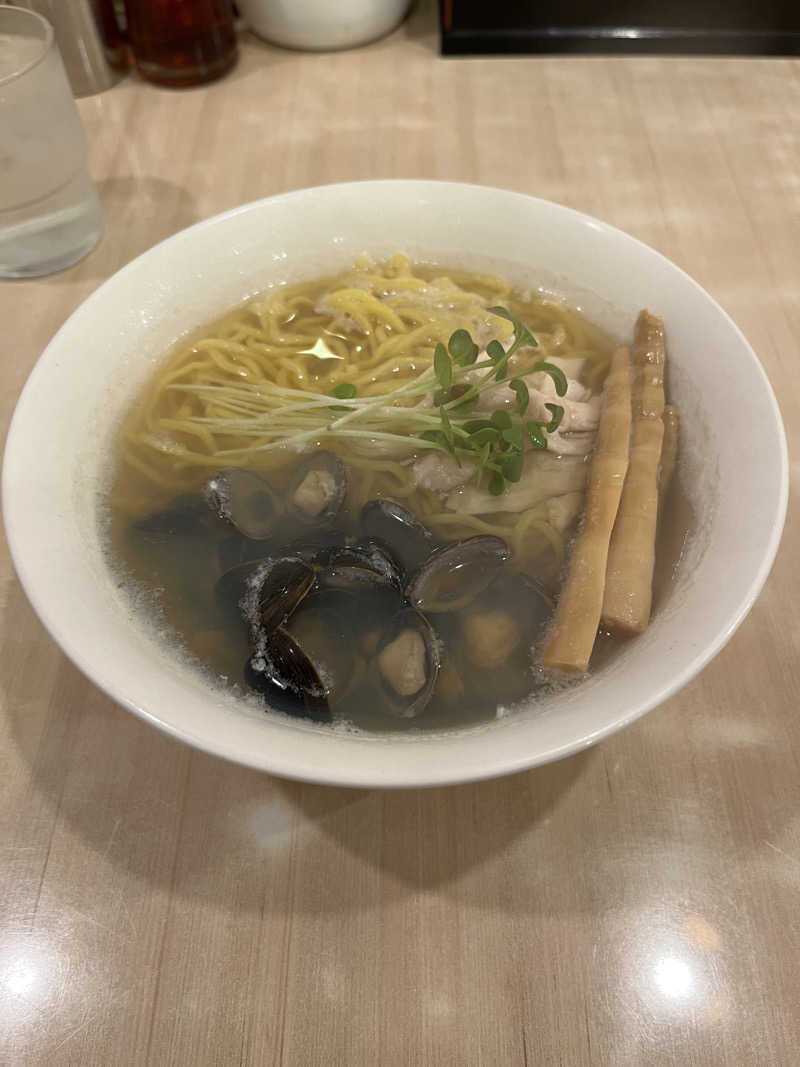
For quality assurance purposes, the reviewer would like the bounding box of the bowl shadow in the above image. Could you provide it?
[2,567,596,917]
[4,553,794,927]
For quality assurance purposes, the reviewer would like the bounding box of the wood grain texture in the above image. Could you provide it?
[2,9,800,1064]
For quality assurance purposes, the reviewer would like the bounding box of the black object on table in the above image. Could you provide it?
[439,0,800,55]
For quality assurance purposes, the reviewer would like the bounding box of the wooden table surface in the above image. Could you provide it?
[2,10,800,1065]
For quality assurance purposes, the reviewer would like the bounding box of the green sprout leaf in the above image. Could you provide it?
[531,361,568,398]
[503,452,524,483]
[419,429,447,446]
[486,339,505,364]
[490,409,512,431]
[329,381,358,410]
[448,329,474,364]
[544,402,564,433]
[526,421,548,450]
[488,470,507,496]
[469,426,500,448]
[433,388,451,407]
[448,385,479,414]
[509,378,529,415]
[487,306,539,352]
[464,418,494,434]
[501,425,525,451]
[434,343,452,390]
[485,338,514,380]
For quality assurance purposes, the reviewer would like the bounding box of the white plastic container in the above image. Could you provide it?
[238,0,411,51]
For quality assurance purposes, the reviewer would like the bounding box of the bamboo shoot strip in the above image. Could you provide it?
[601,310,666,635]
[658,405,679,509]
[541,346,632,673]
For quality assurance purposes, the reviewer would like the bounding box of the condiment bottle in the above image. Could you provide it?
[124,0,237,87]
[96,0,128,69]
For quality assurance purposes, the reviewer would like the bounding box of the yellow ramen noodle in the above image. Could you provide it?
[112,254,614,579]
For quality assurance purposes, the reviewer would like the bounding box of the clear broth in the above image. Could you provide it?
[105,258,683,733]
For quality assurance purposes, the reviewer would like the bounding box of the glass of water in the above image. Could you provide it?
[0,5,102,278]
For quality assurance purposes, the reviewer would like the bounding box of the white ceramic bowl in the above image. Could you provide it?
[2,181,788,787]
[239,0,410,51]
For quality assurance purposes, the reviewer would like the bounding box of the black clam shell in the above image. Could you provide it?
[243,555,317,637]
[205,469,279,540]
[374,607,440,719]
[245,629,331,723]
[287,450,347,526]
[360,498,436,571]
[315,541,404,594]
[406,535,511,613]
